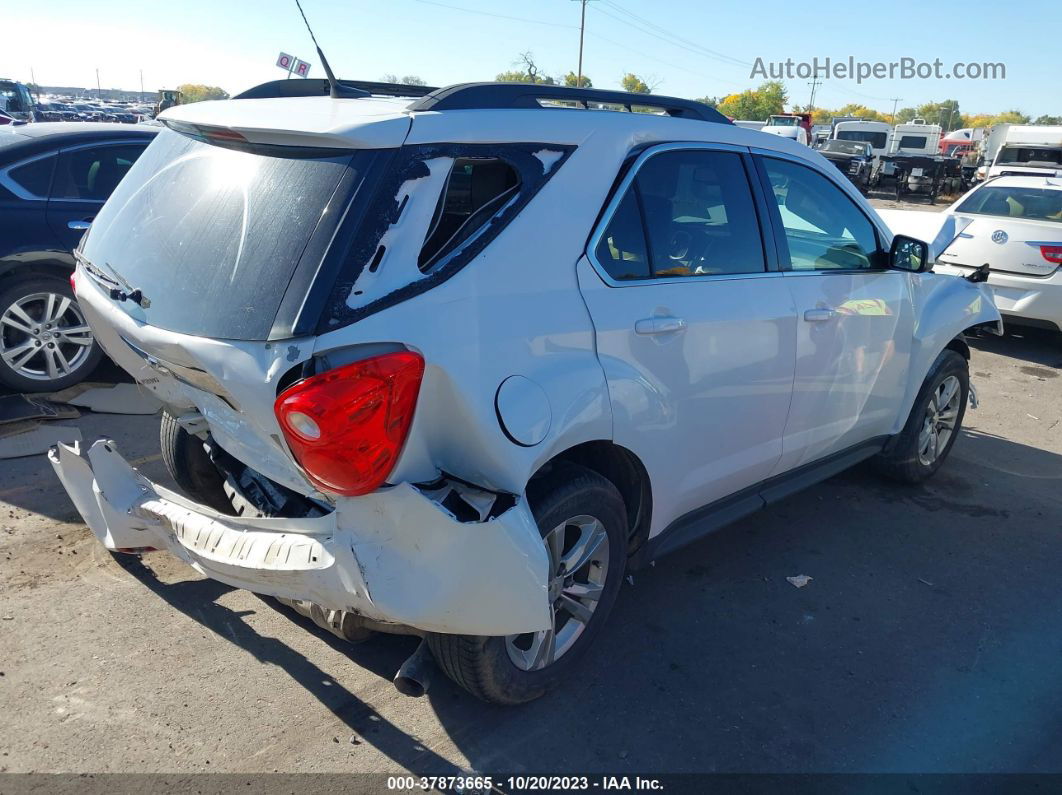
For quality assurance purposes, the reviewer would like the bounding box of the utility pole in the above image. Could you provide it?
[889,97,903,123]
[807,77,821,111]
[96,68,102,101]
[140,69,144,103]
[30,66,40,102]
[571,0,597,88]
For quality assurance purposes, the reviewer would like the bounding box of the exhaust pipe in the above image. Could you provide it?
[394,640,437,697]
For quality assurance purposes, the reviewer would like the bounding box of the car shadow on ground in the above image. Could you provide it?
[111,553,461,776]
[969,325,1062,368]
[111,428,1062,774]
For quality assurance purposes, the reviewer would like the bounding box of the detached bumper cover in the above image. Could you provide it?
[49,440,551,635]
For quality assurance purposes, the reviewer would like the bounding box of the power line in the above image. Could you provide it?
[593,1,750,69]
[409,0,577,30]
[571,0,598,88]
[807,77,821,111]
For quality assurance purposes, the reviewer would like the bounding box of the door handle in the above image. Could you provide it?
[803,308,838,322]
[67,219,92,231]
[635,316,687,335]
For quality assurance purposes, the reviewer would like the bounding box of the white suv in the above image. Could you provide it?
[50,80,1002,704]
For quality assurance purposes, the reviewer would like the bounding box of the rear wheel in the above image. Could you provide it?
[874,349,969,483]
[0,275,103,392]
[159,411,234,514]
[428,462,628,704]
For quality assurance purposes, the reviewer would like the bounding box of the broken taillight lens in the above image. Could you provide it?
[274,352,425,497]
[1040,245,1062,265]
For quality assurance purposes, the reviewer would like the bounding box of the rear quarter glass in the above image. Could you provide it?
[318,142,573,333]
[79,128,359,341]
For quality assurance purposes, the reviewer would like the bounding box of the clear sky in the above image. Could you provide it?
[6,0,1057,117]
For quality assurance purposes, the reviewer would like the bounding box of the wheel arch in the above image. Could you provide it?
[0,259,73,287]
[529,440,652,560]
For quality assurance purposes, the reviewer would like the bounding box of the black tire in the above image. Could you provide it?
[159,411,234,514]
[874,349,969,483]
[0,275,104,392]
[428,462,628,704]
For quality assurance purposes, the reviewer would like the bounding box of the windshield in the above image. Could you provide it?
[997,146,1062,166]
[837,130,888,149]
[822,140,865,155]
[80,128,355,340]
[768,116,799,127]
[956,185,1062,223]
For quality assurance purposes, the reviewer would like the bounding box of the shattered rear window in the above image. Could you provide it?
[320,143,573,332]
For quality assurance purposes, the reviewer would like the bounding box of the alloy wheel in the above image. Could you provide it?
[506,514,610,672]
[0,292,95,382]
[917,375,961,466]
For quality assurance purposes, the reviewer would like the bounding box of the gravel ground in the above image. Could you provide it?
[2,197,1061,775]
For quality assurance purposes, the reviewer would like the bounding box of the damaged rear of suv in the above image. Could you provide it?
[51,79,1001,704]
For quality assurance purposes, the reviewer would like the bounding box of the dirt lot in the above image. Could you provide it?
[2,196,1061,774]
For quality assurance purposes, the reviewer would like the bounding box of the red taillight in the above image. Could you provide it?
[1040,245,1062,265]
[274,352,425,497]
[70,271,77,294]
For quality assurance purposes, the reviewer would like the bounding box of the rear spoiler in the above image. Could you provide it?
[234,79,438,101]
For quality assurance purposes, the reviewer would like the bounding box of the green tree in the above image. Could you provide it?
[1034,114,1062,125]
[715,81,787,120]
[563,71,592,88]
[177,84,229,104]
[381,74,427,86]
[910,99,961,130]
[496,52,555,85]
[621,73,651,94]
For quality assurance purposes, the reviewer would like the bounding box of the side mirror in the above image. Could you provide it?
[890,234,931,273]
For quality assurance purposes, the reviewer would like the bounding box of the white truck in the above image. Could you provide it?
[834,120,892,157]
[888,120,943,156]
[986,125,1062,179]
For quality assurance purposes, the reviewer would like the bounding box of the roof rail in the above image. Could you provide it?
[408,82,730,123]
[233,78,439,101]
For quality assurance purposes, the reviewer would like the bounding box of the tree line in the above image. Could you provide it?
[699,82,1060,131]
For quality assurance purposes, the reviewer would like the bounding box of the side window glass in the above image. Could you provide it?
[419,157,520,271]
[762,158,879,270]
[634,150,765,278]
[595,188,650,280]
[7,155,56,198]
[52,144,147,201]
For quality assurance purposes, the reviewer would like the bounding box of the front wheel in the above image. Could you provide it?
[428,462,628,704]
[874,349,969,483]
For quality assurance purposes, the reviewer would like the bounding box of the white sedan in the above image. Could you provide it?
[915,176,1062,333]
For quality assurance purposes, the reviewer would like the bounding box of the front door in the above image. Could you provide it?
[755,154,914,473]
[577,145,797,535]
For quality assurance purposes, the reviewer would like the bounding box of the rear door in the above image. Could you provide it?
[45,140,151,250]
[754,153,914,473]
[0,146,61,260]
[577,143,797,533]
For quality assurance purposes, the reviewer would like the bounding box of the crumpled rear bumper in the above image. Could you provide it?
[49,439,551,636]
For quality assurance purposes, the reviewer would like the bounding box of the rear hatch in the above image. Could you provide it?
[75,126,396,495]
[80,127,369,340]
[937,182,1062,277]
